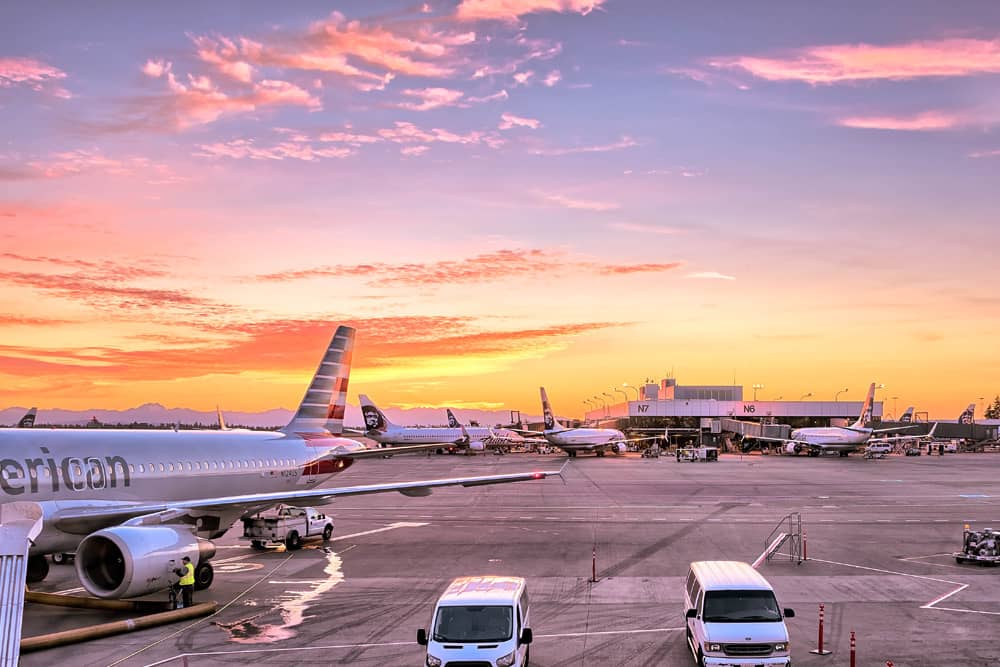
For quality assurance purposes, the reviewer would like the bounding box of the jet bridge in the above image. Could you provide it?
[720,418,791,440]
[0,502,43,666]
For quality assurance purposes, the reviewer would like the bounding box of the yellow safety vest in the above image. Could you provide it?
[179,562,195,586]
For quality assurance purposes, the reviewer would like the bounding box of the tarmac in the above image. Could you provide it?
[20,450,1000,666]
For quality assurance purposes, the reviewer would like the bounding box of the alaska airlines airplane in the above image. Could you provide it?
[0,326,562,598]
[534,387,633,457]
[16,407,37,428]
[956,403,976,425]
[752,383,921,456]
[359,396,523,449]
[898,406,914,423]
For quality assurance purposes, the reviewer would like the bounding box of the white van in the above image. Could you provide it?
[684,561,794,666]
[418,576,532,667]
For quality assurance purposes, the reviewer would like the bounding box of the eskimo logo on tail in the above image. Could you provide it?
[853,382,876,428]
[362,405,386,431]
[447,409,460,428]
[958,404,975,425]
[540,386,556,430]
[17,408,36,428]
[899,407,914,424]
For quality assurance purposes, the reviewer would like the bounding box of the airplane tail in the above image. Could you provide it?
[899,406,914,423]
[359,394,395,433]
[16,407,36,428]
[216,405,229,431]
[957,403,975,424]
[446,409,461,428]
[851,382,876,429]
[539,387,564,431]
[282,325,355,435]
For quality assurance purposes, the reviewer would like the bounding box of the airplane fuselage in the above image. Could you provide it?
[790,427,872,451]
[367,426,522,446]
[0,428,358,552]
[544,428,625,451]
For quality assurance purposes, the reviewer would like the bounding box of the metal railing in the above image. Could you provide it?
[763,512,803,564]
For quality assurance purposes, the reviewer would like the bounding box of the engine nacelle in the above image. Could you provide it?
[75,525,215,599]
[615,442,627,454]
[468,441,485,451]
[785,443,800,455]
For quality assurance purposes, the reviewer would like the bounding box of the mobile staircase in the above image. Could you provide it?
[1,502,43,666]
[752,512,803,568]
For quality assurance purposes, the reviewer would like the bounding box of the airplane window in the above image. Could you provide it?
[149,463,154,473]
[258,459,264,467]
[129,464,135,474]
[211,462,217,469]
[139,464,145,473]
[186,462,192,471]
[29,467,37,479]
[168,463,174,472]
[159,463,165,472]
[194,462,201,470]
[43,468,51,478]
[203,461,209,469]
[74,465,82,476]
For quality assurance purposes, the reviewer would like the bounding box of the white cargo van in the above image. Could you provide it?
[684,561,794,666]
[417,576,532,667]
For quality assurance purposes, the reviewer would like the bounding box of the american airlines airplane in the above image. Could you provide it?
[750,383,922,456]
[0,325,562,598]
[532,387,635,457]
[359,396,523,450]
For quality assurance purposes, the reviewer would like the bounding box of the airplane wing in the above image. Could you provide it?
[50,464,567,535]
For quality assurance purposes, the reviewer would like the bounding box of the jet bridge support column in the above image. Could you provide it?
[0,502,43,667]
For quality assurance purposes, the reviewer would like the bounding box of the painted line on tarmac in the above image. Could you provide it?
[327,521,429,542]
[143,627,687,665]
[809,557,1000,616]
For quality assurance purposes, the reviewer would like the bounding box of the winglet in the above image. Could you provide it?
[283,325,355,435]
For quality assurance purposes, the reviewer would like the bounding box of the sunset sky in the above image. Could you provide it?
[1,1,998,419]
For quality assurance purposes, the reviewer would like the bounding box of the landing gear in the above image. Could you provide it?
[567,450,577,458]
[596,450,605,457]
[51,552,74,565]
[26,554,49,583]
[193,562,214,591]
[839,451,849,457]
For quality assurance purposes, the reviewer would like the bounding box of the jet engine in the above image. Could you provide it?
[75,525,215,599]
[615,442,627,454]
[468,440,485,451]
[785,443,801,455]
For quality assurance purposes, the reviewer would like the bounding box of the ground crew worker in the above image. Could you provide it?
[178,556,195,608]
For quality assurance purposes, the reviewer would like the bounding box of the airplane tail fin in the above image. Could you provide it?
[282,325,355,435]
[851,382,876,429]
[446,409,461,428]
[899,406,914,423]
[17,407,36,428]
[957,403,975,424]
[216,405,229,431]
[359,394,395,432]
[540,387,564,430]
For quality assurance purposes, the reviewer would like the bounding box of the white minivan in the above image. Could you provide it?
[684,561,794,666]
[417,576,533,667]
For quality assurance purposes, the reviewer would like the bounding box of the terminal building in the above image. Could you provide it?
[579,377,997,445]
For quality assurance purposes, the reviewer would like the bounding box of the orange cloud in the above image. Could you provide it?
[710,37,1000,84]
[456,0,604,22]
[837,110,963,131]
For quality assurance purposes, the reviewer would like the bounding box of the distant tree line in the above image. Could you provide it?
[986,396,1000,420]
[4,421,282,431]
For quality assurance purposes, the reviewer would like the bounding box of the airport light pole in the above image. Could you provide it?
[891,396,899,420]
[622,382,640,400]
[978,397,985,422]
[752,383,764,401]
[594,395,606,416]
[835,388,848,402]
[602,392,615,416]
[613,387,629,404]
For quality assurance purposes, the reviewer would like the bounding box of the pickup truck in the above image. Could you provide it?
[242,506,334,550]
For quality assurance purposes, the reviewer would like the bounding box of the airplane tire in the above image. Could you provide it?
[596,450,605,457]
[27,554,49,583]
[285,530,302,550]
[323,524,333,541]
[51,552,68,565]
[194,562,214,590]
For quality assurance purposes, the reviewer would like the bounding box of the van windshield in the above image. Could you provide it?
[433,605,513,643]
[703,590,782,623]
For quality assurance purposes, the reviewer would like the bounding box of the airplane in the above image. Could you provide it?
[16,407,37,428]
[898,406,914,423]
[526,387,640,457]
[0,325,563,598]
[358,396,523,450]
[746,383,923,457]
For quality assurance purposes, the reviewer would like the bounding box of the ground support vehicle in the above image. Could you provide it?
[242,506,333,551]
[955,526,1000,565]
[676,447,719,462]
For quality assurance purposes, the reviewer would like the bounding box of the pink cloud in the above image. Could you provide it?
[2,150,180,183]
[969,148,1000,158]
[0,57,69,97]
[467,89,509,103]
[318,130,382,144]
[456,0,604,22]
[530,136,638,156]
[512,70,534,85]
[400,145,431,156]
[710,37,1000,84]
[191,35,256,83]
[837,110,963,131]
[543,193,618,211]
[608,222,682,235]
[142,59,171,78]
[377,121,500,147]
[499,112,541,130]
[542,69,561,87]
[196,138,354,161]
[685,271,736,281]
[396,87,465,110]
